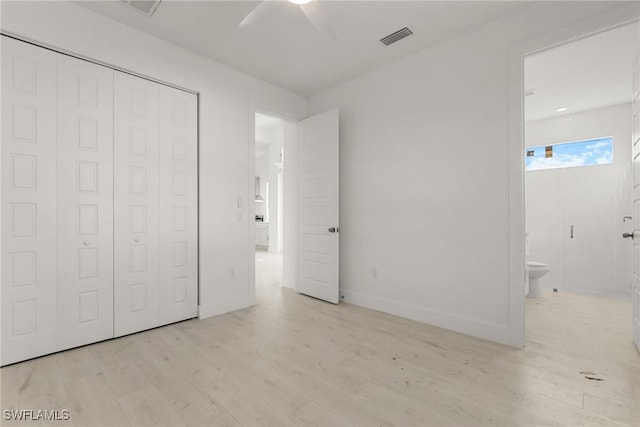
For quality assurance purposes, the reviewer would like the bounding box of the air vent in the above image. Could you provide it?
[380,27,413,46]
[120,0,162,16]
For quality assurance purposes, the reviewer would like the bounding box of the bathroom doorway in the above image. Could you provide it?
[523,23,637,309]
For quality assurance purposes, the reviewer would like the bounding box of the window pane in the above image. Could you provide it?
[525,137,613,171]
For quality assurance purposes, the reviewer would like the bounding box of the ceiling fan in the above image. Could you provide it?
[239,0,336,40]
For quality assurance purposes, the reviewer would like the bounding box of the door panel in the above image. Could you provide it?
[564,167,620,293]
[158,85,198,325]
[114,72,160,337]
[56,55,114,350]
[632,49,640,353]
[297,109,339,304]
[1,38,58,365]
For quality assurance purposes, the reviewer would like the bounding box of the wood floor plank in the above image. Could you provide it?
[583,392,639,426]
[200,338,395,426]
[16,357,70,416]
[0,362,20,411]
[60,372,130,426]
[116,386,187,427]
[130,338,231,426]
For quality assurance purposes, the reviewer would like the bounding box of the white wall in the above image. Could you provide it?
[267,124,283,252]
[282,120,298,290]
[307,2,639,345]
[0,1,306,318]
[525,103,632,296]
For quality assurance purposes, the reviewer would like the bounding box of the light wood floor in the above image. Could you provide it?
[1,280,638,426]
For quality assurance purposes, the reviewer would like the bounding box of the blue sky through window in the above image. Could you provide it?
[525,137,613,171]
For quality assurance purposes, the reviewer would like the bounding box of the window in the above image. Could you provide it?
[525,137,613,171]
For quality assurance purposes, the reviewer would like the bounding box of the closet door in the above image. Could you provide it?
[56,55,114,350]
[1,38,58,366]
[114,72,160,337]
[158,86,198,325]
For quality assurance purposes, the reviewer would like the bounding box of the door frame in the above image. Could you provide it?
[248,106,299,301]
[507,7,639,347]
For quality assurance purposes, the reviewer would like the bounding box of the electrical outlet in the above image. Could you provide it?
[372,267,378,279]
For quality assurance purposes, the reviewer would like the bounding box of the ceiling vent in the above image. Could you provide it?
[120,0,163,16]
[380,27,413,46]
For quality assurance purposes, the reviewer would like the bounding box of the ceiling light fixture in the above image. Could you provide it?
[241,0,334,39]
[556,107,569,112]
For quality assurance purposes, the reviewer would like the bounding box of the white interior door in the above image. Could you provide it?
[1,37,58,365]
[631,49,640,353]
[56,55,114,350]
[297,108,339,304]
[114,71,160,337]
[158,85,198,326]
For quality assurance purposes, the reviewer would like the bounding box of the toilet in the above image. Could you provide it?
[527,261,549,298]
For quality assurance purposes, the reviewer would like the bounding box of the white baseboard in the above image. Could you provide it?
[198,295,255,319]
[341,289,511,346]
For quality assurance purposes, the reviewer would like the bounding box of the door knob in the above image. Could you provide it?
[623,232,634,239]
[134,238,140,243]
[328,227,339,233]
[83,240,90,246]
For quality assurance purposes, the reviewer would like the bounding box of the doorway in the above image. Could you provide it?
[254,112,285,296]
[523,23,637,322]
[250,108,340,305]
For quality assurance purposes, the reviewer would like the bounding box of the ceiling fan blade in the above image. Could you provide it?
[239,1,278,29]
[299,1,336,40]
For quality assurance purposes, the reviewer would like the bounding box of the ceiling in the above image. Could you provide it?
[76,1,639,116]
[524,22,640,122]
[78,0,527,96]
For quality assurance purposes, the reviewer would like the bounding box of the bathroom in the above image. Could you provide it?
[524,23,636,298]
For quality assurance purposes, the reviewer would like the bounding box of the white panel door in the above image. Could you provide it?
[631,49,640,353]
[297,108,340,304]
[114,72,160,337]
[1,37,58,365]
[56,55,114,350]
[158,85,198,325]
